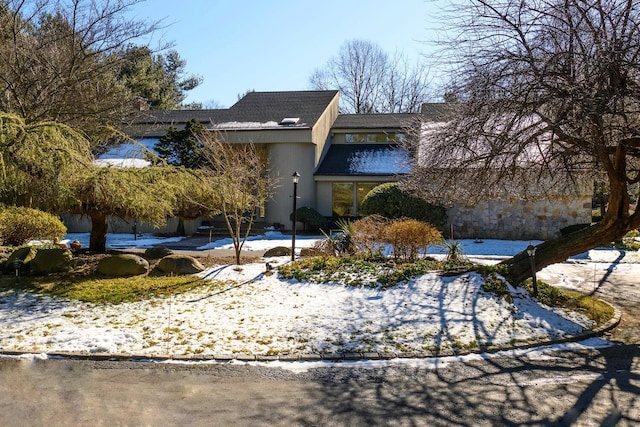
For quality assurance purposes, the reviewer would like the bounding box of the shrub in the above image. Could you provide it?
[328,218,356,255]
[310,238,337,256]
[290,206,328,231]
[352,215,388,256]
[384,218,443,260]
[359,182,447,228]
[0,207,67,246]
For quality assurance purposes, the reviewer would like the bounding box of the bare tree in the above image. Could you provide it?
[310,39,430,113]
[0,0,164,141]
[199,133,279,265]
[403,0,640,284]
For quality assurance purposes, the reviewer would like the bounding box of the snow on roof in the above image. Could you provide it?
[213,121,289,130]
[93,158,151,168]
[348,148,411,174]
[95,139,157,169]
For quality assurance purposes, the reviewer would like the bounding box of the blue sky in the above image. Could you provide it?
[128,0,445,108]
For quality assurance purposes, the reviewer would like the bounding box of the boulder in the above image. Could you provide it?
[5,247,37,272]
[157,255,205,275]
[30,248,73,275]
[299,247,322,257]
[263,246,292,257]
[144,246,174,259]
[97,254,149,277]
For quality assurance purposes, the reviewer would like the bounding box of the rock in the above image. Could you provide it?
[5,247,37,272]
[97,254,149,277]
[30,248,73,275]
[263,246,292,257]
[299,247,322,257]
[144,246,174,259]
[157,255,205,275]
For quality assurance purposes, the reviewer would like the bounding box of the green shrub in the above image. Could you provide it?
[359,182,447,228]
[326,218,356,255]
[290,206,328,231]
[0,207,67,246]
[384,218,443,260]
[522,279,567,306]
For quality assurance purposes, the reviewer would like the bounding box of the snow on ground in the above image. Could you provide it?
[1,233,637,359]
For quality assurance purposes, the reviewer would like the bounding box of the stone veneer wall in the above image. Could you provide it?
[447,196,593,240]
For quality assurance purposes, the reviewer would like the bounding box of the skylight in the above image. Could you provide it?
[279,117,300,126]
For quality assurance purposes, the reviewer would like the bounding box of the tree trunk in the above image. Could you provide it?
[502,221,632,285]
[89,211,108,252]
[176,217,186,236]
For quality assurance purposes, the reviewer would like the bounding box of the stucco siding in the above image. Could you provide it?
[316,181,334,217]
[265,143,317,229]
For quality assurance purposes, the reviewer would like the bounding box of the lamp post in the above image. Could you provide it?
[526,244,538,298]
[291,171,300,262]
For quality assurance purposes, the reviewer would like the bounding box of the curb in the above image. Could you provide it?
[0,299,623,364]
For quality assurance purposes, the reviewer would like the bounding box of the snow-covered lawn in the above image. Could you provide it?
[1,234,637,358]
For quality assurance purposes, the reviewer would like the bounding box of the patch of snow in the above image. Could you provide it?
[214,121,282,129]
[1,233,632,359]
[93,159,151,168]
[348,148,410,174]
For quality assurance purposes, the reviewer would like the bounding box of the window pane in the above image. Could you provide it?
[332,183,354,217]
[356,182,379,212]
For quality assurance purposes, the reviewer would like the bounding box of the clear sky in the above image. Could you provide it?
[128,0,445,108]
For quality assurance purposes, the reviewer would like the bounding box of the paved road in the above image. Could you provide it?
[1,260,638,426]
[539,260,640,344]
[1,345,638,426]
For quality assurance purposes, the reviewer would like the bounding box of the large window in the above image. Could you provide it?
[345,132,405,143]
[332,182,381,217]
[332,183,354,217]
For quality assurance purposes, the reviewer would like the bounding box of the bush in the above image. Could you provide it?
[352,215,388,256]
[327,218,356,255]
[359,182,446,228]
[384,218,443,260]
[290,206,328,231]
[0,207,67,246]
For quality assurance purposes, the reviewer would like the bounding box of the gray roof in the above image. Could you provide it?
[315,144,410,176]
[332,113,419,130]
[226,90,338,126]
[420,103,457,122]
[124,90,339,137]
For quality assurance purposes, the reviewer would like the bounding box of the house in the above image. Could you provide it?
[417,104,593,240]
[66,90,591,240]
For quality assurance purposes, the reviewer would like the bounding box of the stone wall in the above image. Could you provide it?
[447,196,593,240]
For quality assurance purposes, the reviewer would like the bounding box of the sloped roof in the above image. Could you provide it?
[126,109,230,126]
[125,90,339,136]
[315,144,410,176]
[226,90,338,126]
[421,103,458,122]
[332,113,419,130]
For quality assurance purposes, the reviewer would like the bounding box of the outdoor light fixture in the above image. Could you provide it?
[526,244,538,297]
[291,171,300,261]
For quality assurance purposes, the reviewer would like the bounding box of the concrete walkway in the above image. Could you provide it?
[122,234,268,259]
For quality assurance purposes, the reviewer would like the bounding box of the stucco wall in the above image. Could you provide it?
[447,196,593,240]
[265,143,317,229]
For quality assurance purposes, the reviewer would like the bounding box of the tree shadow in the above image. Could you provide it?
[289,344,640,426]
[588,251,626,297]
